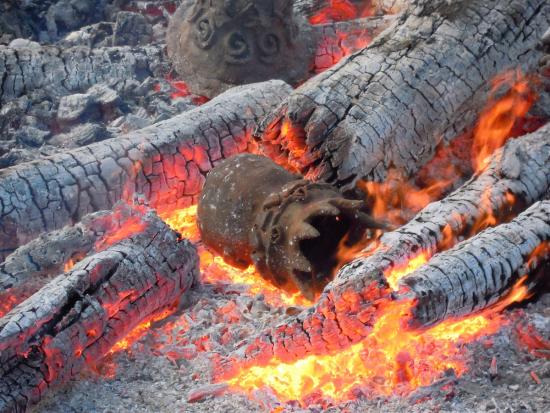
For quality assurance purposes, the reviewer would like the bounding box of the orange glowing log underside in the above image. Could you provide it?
[309,0,374,25]
[225,277,530,404]
[159,206,311,307]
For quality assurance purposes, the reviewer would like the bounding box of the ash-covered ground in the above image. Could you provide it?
[1,1,549,412]
[31,282,550,413]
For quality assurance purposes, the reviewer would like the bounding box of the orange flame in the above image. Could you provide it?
[224,277,531,404]
[63,258,77,272]
[358,169,456,227]
[160,206,311,307]
[472,70,537,171]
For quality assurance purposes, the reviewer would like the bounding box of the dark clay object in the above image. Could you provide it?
[198,154,384,300]
[167,0,313,97]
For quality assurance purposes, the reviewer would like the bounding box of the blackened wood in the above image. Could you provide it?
[257,0,549,190]
[0,209,198,413]
[0,80,291,260]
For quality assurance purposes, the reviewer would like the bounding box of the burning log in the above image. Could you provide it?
[0,203,149,299]
[0,44,166,103]
[402,200,550,326]
[198,154,385,300]
[256,0,549,189]
[0,208,198,413]
[229,122,550,366]
[0,80,291,260]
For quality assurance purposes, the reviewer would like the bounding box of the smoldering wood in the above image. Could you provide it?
[226,123,550,368]
[332,123,550,299]
[0,45,166,104]
[403,200,550,326]
[311,15,397,73]
[0,80,291,260]
[0,209,198,413]
[292,0,409,18]
[256,0,550,190]
[0,203,146,298]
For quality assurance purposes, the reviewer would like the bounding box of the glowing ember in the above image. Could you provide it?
[472,70,537,171]
[224,278,530,404]
[314,30,372,73]
[0,294,17,318]
[384,252,430,291]
[95,214,148,251]
[109,306,178,354]
[309,0,374,25]
[155,75,210,105]
[515,323,550,360]
[160,206,312,307]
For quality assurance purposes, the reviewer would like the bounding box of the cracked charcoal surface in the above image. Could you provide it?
[0,80,292,259]
[0,203,155,298]
[257,0,550,189]
[403,200,550,325]
[1,1,549,412]
[0,208,198,413]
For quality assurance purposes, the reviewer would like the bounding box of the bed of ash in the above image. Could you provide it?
[30,266,550,413]
[1,0,549,412]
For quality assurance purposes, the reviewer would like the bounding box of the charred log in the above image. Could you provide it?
[0,203,147,298]
[403,200,550,326]
[198,154,384,300]
[311,15,397,73]
[0,44,166,103]
[229,122,550,367]
[0,80,291,260]
[0,208,198,413]
[256,0,549,190]
[0,0,107,41]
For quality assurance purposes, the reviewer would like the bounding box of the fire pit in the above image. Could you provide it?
[0,0,549,412]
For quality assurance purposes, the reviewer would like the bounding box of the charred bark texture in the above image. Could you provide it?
[0,45,166,103]
[232,123,550,367]
[403,200,550,326]
[0,80,291,259]
[0,203,147,298]
[0,209,198,413]
[257,0,549,190]
[311,16,397,73]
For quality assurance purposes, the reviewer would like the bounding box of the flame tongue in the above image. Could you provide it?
[223,277,531,405]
